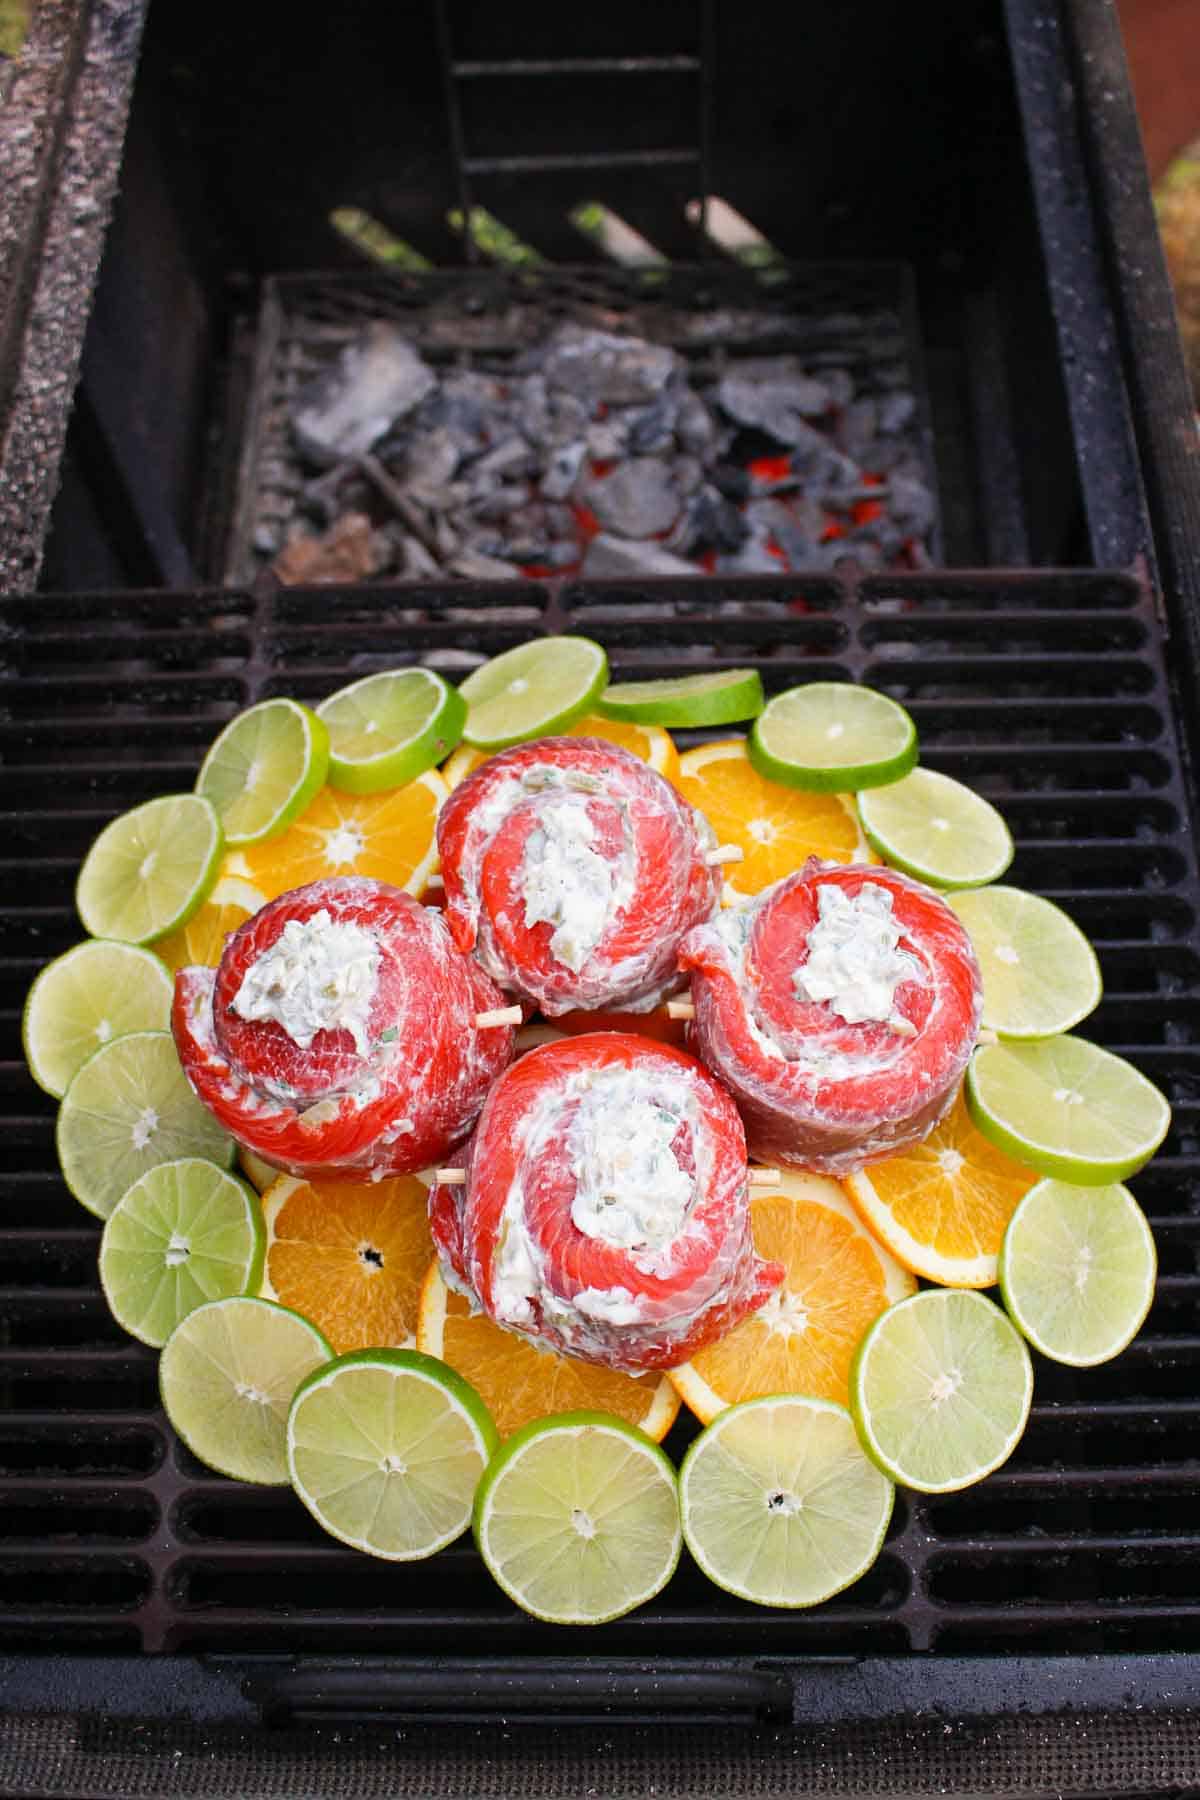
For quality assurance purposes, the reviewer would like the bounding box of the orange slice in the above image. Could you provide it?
[669,1172,915,1425]
[844,1088,1040,1287]
[441,715,680,790]
[416,1261,680,1441]
[676,738,868,900]
[260,1172,434,1353]
[227,771,444,901]
[154,876,267,972]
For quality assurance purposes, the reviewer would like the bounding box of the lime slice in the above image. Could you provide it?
[196,699,329,846]
[947,886,1102,1038]
[459,637,608,751]
[597,668,765,728]
[967,1035,1171,1184]
[998,1177,1157,1366]
[747,681,917,792]
[288,1349,498,1559]
[473,1411,681,1624]
[56,1029,234,1219]
[76,794,223,943]
[160,1296,332,1484]
[857,767,1013,888]
[317,667,467,795]
[22,939,174,1099]
[678,1395,893,1609]
[99,1157,265,1347]
[851,1288,1034,1493]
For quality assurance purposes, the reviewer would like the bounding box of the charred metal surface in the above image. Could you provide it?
[0,0,147,593]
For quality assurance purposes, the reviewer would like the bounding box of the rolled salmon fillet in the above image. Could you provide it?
[429,1031,784,1373]
[678,860,983,1175]
[172,876,516,1180]
[436,736,721,1016]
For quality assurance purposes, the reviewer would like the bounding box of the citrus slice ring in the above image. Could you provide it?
[749,681,918,792]
[473,1412,681,1624]
[459,636,608,750]
[850,1288,1034,1493]
[317,667,467,794]
[678,861,983,1174]
[260,1172,434,1354]
[858,767,1014,889]
[669,1171,915,1425]
[195,698,329,846]
[679,1395,894,1609]
[76,793,223,944]
[22,938,174,1099]
[288,1349,498,1561]
[229,771,445,902]
[998,1177,1158,1367]
[597,668,765,728]
[417,1260,681,1441]
[844,1088,1040,1288]
[675,738,868,901]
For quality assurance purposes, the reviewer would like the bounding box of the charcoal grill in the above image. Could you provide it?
[6,0,1200,1794]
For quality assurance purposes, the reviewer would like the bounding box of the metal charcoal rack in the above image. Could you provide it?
[6,0,1200,1795]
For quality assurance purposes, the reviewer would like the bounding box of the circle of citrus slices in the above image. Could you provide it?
[260,1173,435,1355]
[417,1260,680,1443]
[675,739,870,901]
[844,1088,1041,1289]
[669,1171,915,1425]
[226,770,445,901]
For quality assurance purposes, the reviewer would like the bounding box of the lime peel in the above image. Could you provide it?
[459,637,608,750]
[76,794,223,944]
[318,668,467,794]
[598,668,764,727]
[196,699,330,846]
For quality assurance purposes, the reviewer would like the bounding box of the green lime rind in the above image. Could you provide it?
[947,885,1102,1039]
[597,668,765,728]
[22,939,174,1100]
[160,1296,333,1484]
[459,637,609,751]
[196,699,330,846]
[99,1157,266,1348]
[857,766,1013,888]
[287,1348,499,1560]
[679,1394,893,1609]
[318,667,467,795]
[747,681,918,793]
[966,1036,1171,1186]
[75,793,224,943]
[56,1029,235,1220]
[473,1409,681,1624]
[998,1177,1157,1367]
[850,1289,1034,1494]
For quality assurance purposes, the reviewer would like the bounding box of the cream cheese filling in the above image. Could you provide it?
[231,908,380,1057]
[793,881,922,1029]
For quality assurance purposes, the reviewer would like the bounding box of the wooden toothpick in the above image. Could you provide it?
[475,1006,524,1028]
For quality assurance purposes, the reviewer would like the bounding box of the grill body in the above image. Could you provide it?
[6,0,1200,1791]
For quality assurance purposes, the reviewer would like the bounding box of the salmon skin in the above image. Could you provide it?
[436,736,721,1016]
[679,860,983,1175]
[172,876,515,1180]
[429,1031,783,1374]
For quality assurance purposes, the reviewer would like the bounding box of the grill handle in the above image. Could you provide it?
[247,1658,800,1726]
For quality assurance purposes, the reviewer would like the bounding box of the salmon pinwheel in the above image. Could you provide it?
[436,737,721,1016]
[172,876,516,1180]
[429,1031,784,1374]
[678,860,983,1175]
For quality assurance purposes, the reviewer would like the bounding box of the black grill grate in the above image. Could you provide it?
[2,567,1198,1659]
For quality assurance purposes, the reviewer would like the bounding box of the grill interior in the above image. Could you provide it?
[3,566,1198,1659]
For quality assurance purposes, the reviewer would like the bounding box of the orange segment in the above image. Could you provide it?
[230,771,444,901]
[441,716,680,789]
[669,1171,915,1425]
[154,876,266,971]
[417,1261,680,1441]
[260,1173,434,1353]
[676,738,868,900]
[845,1088,1040,1287]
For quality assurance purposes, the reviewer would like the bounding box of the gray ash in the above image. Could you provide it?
[252,314,937,585]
